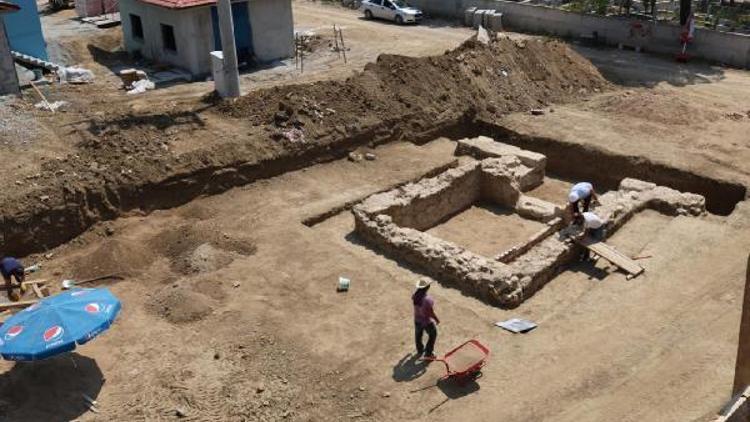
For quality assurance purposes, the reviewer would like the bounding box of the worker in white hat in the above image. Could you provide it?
[412,278,440,359]
[574,211,607,261]
[568,182,598,219]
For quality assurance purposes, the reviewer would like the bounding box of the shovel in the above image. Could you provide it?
[61,274,124,290]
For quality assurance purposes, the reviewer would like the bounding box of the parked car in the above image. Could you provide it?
[360,0,423,24]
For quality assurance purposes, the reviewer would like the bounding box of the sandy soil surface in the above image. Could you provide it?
[0,137,745,421]
[426,204,546,257]
[0,2,748,421]
[501,46,750,189]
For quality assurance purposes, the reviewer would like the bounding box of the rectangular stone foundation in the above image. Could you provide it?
[353,139,707,308]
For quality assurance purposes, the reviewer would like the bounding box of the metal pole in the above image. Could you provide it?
[217,0,240,97]
[733,254,750,395]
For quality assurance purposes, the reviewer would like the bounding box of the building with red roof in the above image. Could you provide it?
[119,0,293,76]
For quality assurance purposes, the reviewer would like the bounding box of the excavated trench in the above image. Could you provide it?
[5,115,745,258]
[467,121,747,216]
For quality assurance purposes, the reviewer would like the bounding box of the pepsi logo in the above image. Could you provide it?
[43,326,64,342]
[85,303,100,314]
[4,325,23,340]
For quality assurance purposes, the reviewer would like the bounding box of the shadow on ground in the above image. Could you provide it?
[0,352,103,421]
[427,374,482,413]
[393,353,429,382]
[573,44,725,88]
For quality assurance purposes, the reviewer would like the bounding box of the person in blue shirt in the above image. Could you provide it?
[1,257,25,301]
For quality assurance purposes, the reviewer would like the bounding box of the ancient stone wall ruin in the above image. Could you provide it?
[353,137,707,308]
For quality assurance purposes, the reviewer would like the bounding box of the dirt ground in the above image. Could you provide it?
[0,1,748,421]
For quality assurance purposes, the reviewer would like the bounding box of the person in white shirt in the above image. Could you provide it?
[575,211,607,261]
[568,182,598,218]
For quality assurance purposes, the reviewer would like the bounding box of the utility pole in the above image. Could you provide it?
[217,0,240,97]
[733,254,750,395]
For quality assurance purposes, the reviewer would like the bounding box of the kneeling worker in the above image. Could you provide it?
[568,182,598,218]
[1,256,25,301]
[575,211,607,261]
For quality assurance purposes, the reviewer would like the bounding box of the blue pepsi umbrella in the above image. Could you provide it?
[0,288,121,361]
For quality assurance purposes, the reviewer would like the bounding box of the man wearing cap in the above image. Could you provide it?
[0,256,25,301]
[412,278,440,359]
[575,211,607,261]
[568,182,598,218]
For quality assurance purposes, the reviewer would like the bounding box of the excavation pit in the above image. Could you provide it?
[353,137,708,308]
[426,203,547,259]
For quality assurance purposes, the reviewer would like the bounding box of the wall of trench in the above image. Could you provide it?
[469,120,747,216]
[5,113,746,258]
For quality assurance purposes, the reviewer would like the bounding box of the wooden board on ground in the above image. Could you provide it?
[579,237,644,277]
[0,279,49,313]
[0,279,47,292]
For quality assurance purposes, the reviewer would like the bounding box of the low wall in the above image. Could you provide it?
[411,0,750,68]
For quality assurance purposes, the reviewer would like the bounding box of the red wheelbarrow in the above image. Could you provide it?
[428,339,490,382]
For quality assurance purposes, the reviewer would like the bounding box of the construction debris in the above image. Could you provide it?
[58,67,94,84]
[495,318,538,333]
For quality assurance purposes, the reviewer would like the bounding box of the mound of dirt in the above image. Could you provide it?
[588,89,722,126]
[218,37,610,144]
[0,36,608,257]
[146,285,215,324]
[71,238,155,279]
[180,243,234,274]
[149,224,256,275]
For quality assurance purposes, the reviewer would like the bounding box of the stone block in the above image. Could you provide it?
[515,195,562,222]
[464,7,477,26]
[456,136,547,171]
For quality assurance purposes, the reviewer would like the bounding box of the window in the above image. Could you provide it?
[161,24,177,52]
[130,14,143,40]
[371,0,382,5]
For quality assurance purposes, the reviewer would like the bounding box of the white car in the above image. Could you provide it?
[360,0,423,24]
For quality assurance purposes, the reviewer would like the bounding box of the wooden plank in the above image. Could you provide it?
[579,238,644,276]
[0,280,47,292]
[31,283,44,299]
[0,299,39,311]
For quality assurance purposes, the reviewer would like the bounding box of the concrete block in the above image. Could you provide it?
[488,12,503,32]
[210,51,229,98]
[472,10,488,29]
[482,9,496,28]
[464,7,477,27]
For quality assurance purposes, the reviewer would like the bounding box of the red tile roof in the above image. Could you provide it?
[0,0,20,12]
[136,0,217,9]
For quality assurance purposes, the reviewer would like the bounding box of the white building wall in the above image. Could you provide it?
[120,0,211,75]
[248,0,293,62]
[119,0,294,75]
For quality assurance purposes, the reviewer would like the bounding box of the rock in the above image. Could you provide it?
[364,153,376,161]
[175,407,188,418]
[44,253,54,259]
[358,386,365,392]
[530,109,545,116]
[382,392,391,398]
[105,226,115,236]
[39,195,50,202]
[348,152,363,162]
[256,384,266,394]
[232,281,241,288]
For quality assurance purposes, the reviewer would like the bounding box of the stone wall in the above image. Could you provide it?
[353,139,707,308]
